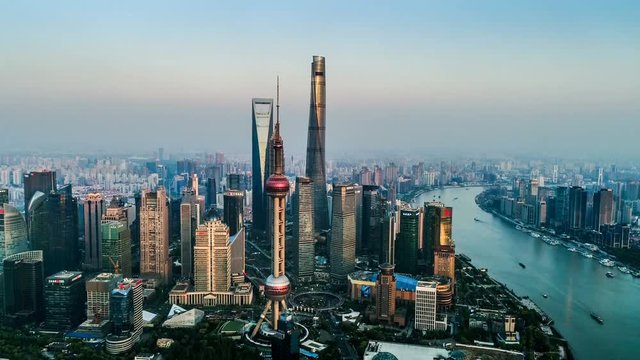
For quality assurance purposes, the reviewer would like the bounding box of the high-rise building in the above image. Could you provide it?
[227,173,242,191]
[85,273,123,324]
[376,263,397,324]
[395,207,422,275]
[415,281,437,331]
[0,188,8,205]
[593,188,614,232]
[23,170,56,216]
[292,176,314,282]
[223,190,244,236]
[271,313,300,360]
[2,250,44,322]
[29,185,79,276]
[568,186,587,230]
[330,184,356,283]
[101,221,132,277]
[230,227,245,276]
[84,193,105,271]
[140,188,171,285]
[180,189,198,279]
[423,202,452,273]
[252,98,274,235]
[554,186,569,230]
[434,247,455,284]
[353,184,363,255]
[106,278,143,355]
[194,220,231,292]
[305,55,329,232]
[0,204,29,272]
[252,80,291,337]
[176,159,197,177]
[205,178,217,210]
[381,213,396,265]
[361,185,383,256]
[44,270,85,330]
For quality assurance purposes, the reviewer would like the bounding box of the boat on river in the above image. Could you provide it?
[591,313,604,324]
[606,272,615,278]
[519,262,526,269]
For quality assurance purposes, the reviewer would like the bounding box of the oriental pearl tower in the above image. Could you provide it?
[251,78,290,337]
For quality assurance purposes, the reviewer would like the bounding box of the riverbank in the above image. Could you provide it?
[475,188,640,278]
[456,254,573,359]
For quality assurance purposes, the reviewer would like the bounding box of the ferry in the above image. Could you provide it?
[549,240,560,246]
[530,232,541,238]
[567,247,578,252]
[606,272,615,278]
[600,259,615,267]
[519,262,526,269]
[542,294,548,299]
[590,313,604,324]
[584,244,599,252]
[618,266,632,274]
[581,252,594,259]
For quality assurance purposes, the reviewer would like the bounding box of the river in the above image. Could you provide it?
[414,187,640,360]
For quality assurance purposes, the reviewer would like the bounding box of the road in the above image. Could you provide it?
[323,311,359,360]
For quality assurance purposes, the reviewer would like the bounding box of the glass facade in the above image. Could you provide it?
[44,271,85,330]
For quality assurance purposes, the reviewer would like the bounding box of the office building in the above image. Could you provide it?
[230,227,245,276]
[106,278,144,355]
[140,188,171,285]
[44,271,85,330]
[423,202,452,272]
[568,186,587,230]
[362,185,382,256]
[376,263,397,324]
[271,313,300,360]
[101,221,132,277]
[381,213,396,265]
[0,204,29,272]
[0,188,8,206]
[251,98,273,235]
[23,170,56,217]
[305,55,329,232]
[554,186,569,230]
[194,220,231,292]
[205,178,217,210]
[29,185,79,276]
[2,250,44,322]
[292,176,314,282]
[85,273,123,324]
[330,184,356,283]
[180,189,198,279]
[415,281,437,331]
[226,173,242,191]
[395,207,422,275]
[593,188,614,232]
[353,184,363,254]
[223,190,244,236]
[433,247,455,284]
[84,193,105,271]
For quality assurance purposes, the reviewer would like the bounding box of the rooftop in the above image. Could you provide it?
[364,341,449,360]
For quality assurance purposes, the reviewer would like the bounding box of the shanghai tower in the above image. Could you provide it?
[305,55,329,231]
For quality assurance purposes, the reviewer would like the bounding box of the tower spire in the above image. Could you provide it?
[275,76,281,137]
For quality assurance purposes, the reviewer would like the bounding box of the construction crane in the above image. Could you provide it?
[109,256,120,275]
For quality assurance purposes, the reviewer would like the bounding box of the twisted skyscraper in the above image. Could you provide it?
[305,55,329,232]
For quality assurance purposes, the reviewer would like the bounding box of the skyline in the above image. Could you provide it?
[1,1,639,159]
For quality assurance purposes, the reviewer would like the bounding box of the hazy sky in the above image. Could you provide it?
[1,1,639,159]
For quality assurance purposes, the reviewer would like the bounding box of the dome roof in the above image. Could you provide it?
[372,352,398,360]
